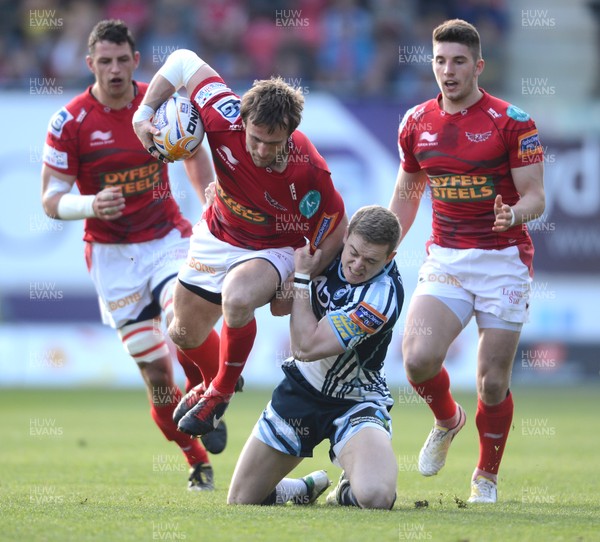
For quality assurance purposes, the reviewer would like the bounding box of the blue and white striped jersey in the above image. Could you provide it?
[291,254,404,404]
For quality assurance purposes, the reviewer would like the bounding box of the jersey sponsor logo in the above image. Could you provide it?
[76,108,87,123]
[216,145,239,170]
[487,107,502,119]
[216,182,267,224]
[412,105,425,121]
[195,82,230,108]
[417,131,438,148]
[419,131,437,142]
[289,183,297,200]
[299,190,321,218]
[264,191,287,211]
[465,131,492,143]
[349,301,387,334]
[428,174,495,201]
[518,130,543,159]
[329,312,362,343]
[49,107,73,138]
[310,212,338,251]
[212,96,241,121]
[100,162,162,196]
[506,104,530,122]
[90,130,114,146]
[42,143,68,169]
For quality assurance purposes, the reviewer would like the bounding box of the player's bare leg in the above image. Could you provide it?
[178,259,281,436]
[469,326,520,503]
[228,437,303,504]
[402,295,466,476]
[168,279,223,350]
[327,428,397,509]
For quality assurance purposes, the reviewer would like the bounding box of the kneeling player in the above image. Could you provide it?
[227,206,404,509]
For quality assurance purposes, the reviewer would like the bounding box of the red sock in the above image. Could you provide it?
[150,389,209,466]
[211,319,257,394]
[409,367,457,422]
[176,330,220,391]
[475,392,514,475]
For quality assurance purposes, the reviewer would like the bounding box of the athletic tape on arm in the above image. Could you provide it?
[158,49,207,89]
[57,193,96,220]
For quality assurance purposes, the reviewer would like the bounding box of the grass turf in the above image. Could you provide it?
[0,386,598,542]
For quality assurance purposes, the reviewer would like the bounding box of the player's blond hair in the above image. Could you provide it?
[433,19,482,61]
[348,206,401,255]
[240,77,304,136]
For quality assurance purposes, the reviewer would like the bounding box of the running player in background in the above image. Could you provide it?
[131,49,347,438]
[389,19,545,503]
[41,20,220,490]
[227,206,403,509]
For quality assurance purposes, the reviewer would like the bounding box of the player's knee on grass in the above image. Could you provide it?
[352,480,396,510]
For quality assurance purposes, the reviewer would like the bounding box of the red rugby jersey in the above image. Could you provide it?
[43,82,191,243]
[398,89,544,249]
[191,76,344,251]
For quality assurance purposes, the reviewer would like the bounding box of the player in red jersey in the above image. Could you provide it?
[389,19,546,503]
[132,49,347,438]
[41,20,223,490]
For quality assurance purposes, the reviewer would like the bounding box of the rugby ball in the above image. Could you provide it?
[152,95,203,160]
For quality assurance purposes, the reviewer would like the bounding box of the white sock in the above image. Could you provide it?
[274,478,307,504]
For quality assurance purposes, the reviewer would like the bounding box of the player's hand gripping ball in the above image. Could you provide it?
[152,95,204,161]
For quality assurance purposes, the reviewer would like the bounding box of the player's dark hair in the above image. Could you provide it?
[240,77,304,135]
[88,19,135,55]
[347,205,401,255]
[433,19,482,61]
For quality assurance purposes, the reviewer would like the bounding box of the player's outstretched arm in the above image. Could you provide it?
[388,166,426,244]
[133,49,219,162]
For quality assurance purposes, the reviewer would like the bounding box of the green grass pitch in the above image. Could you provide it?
[0,386,598,541]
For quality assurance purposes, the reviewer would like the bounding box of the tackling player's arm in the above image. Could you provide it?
[290,245,345,361]
[492,162,545,232]
[132,49,219,160]
[311,212,348,275]
[388,165,427,243]
[41,165,125,221]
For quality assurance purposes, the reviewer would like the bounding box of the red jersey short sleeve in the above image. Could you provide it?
[398,89,543,249]
[42,82,191,244]
[191,76,344,250]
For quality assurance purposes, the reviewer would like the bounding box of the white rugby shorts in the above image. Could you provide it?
[177,218,295,294]
[414,243,532,323]
[86,228,190,328]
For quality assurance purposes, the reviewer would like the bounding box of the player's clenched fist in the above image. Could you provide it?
[93,186,126,220]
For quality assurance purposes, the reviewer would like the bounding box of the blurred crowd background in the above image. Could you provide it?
[1,0,599,389]
[0,0,511,100]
